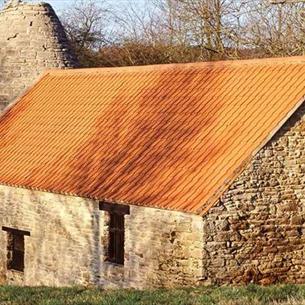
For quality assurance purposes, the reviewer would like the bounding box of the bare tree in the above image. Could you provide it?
[107,0,199,65]
[59,0,305,67]
[242,0,305,56]
[270,0,305,3]
[151,0,249,60]
[60,0,112,66]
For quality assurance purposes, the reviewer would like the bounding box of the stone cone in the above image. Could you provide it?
[0,2,78,111]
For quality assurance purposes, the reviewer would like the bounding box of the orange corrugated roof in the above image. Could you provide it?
[1,56,305,215]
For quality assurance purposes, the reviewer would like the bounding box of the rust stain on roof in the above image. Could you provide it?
[1,56,305,215]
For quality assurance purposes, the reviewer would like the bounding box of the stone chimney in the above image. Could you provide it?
[0,1,78,111]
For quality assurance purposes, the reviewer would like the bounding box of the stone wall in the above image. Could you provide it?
[0,185,98,286]
[0,2,77,111]
[0,185,203,288]
[202,102,305,285]
[104,205,203,288]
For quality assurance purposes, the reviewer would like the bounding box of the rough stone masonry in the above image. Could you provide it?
[0,0,77,111]
[202,102,305,286]
[0,185,204,288]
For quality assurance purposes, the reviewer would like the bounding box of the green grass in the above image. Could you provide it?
[1,284,305,305]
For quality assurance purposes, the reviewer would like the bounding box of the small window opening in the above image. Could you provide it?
[99,202,130,266]
[2,227,30,272]
[108,213,125,265]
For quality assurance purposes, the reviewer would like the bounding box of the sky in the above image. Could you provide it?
[38,0,146,13]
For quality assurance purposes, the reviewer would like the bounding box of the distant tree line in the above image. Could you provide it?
[60,0,305,67]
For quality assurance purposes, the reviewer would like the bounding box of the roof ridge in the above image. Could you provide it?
[46,56,305,75]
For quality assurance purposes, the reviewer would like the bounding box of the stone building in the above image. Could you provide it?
[1,56,305,288]
[0,0,77,111]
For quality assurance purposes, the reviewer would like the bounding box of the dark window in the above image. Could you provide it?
[2,227,30,272]
[108,212,125,265]
[99,202,130,265]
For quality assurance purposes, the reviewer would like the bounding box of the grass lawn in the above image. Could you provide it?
[1,284,305,305]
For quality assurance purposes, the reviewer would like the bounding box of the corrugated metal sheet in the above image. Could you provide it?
[1,57,305,215]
